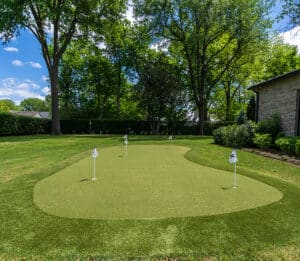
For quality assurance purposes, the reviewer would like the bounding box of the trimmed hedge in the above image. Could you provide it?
[0,113,51,135]
[60,119,233,135]
[0,112,233,136]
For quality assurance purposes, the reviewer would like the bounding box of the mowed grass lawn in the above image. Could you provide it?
[0,135,299,259]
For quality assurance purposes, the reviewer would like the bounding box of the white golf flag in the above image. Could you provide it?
[123,134,128,140]
[169,135,173,140]
[92,147,99,158]
[229,150,238,164]
[124,139,128,145]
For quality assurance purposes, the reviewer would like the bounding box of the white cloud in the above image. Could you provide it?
[0,78,45,101]
[4,47,18,52]
[279,26,300,54]
[27,61,42,69]
[41,75,49,82]
[42,87,50,95]
[12,60,24,67]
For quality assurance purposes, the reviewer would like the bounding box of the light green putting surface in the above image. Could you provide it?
[34,145,282,219]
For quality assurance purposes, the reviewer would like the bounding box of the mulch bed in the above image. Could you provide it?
[243,148,300,167]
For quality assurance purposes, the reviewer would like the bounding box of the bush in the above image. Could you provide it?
[253,133,272,149]
[256,113,282,142]
[213,121,256,148]
[275,137,297,154]
[296,139,300,157]
[0,113,51,135]
[213,127,226,145]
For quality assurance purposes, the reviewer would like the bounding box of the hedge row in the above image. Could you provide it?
[60,119,233,135]
[0,113,51,135]
[0,112,234,136]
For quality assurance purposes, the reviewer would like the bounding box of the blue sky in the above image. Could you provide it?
[0,0,297,105]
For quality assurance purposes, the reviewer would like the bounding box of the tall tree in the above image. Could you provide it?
[133,0,271,134]
[20,98,48,111]
[134,50,186,134]
[0,0,125,134]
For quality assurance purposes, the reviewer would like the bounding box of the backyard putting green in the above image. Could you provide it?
[34,145,282,219]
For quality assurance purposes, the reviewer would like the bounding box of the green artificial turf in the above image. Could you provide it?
[34,145,282,219]
[0,135,299,259]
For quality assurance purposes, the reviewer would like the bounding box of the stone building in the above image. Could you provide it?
[249,69,300,136]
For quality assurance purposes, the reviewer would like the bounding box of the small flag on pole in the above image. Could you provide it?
[229,150,238,164]
[229,149,238,188]
[92,147,99,158]
[124,138,128,157]
[92,147,99,181]
[168,135,173,140]
[123,134,128,140]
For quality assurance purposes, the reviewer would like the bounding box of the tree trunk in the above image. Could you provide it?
[197,102,205,135]
[49,66,61,135]
[225,90,231,121]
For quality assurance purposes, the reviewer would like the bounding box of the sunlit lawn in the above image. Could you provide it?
[0,135,299,259]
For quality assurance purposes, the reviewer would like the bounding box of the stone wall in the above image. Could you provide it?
[258,73,300,136]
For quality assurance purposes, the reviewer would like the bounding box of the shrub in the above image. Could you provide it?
[213,127,226,145]
[236,110,247,125]
[256,113,282,142]
[213,121,256,148]
[295,139,300,157]
[0,113,50,135]
[253,133,272,149]
[275,137,297,154]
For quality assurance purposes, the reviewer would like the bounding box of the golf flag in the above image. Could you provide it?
[229,150,238,164]
[124,139,128,145]
[123,134,128,140]
[92,147,99,158]
[168,135,173,140]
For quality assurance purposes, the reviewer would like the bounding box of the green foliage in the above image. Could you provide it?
[296,139,300,157]
[213,127,226,145]
[256,113,282,142]
[0,113,50,135]
[213,121,256,148]
[275,137,297,154]
[60,119,217,135]
[236,110,247,125]
[0,102,9,113]
[20,98,48,111]
[253,133,272,149]
[134,0,272,134]
[0,99,16,111]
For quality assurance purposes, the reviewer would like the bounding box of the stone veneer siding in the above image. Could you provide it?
[257,73,300,136]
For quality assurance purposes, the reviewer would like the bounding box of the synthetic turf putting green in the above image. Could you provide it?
[34,145,282,219]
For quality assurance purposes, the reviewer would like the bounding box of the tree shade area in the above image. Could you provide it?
[1,0,300,134]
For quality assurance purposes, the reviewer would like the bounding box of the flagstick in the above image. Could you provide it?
[125,142,128,157]
[233,162,237,188]
[92,157,97,181]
